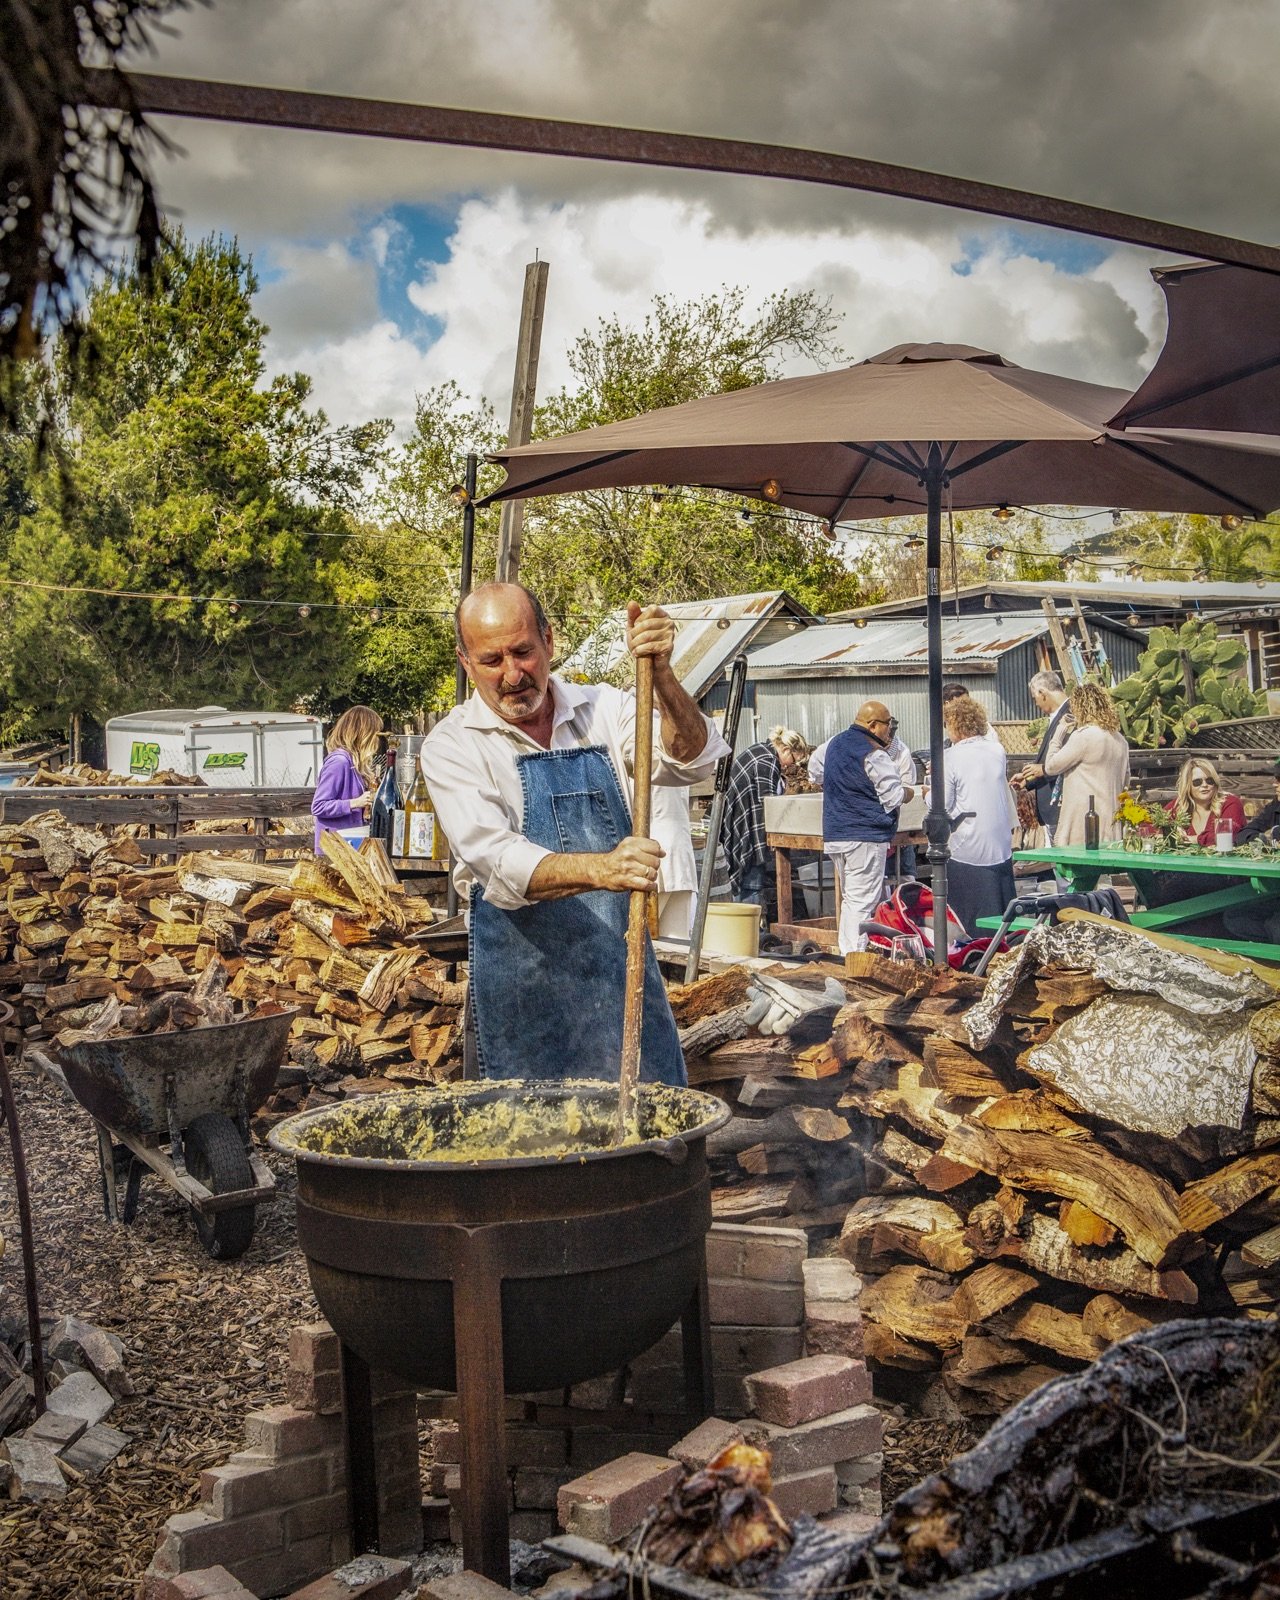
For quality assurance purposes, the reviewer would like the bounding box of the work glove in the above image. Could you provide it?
[744,975,847,1036]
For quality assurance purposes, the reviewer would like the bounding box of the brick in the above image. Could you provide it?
[839,1481,882,1516]
[288,1552,413,1600]
[706,1224,807,1284]
[568,1428,683,1472]
[817,1507,880,1539]
[768,1466,837,1521]
[744,1355,872,1428]
[376,1510,424,1558]
[139,1565,258,1600]
[707,1279,804,1328]
[713,1326,805,1373]
[201,1452,329,1518]
[513,1467,574,1510]
[567,1372,625,1409]
[422,1573,520,1600]
[288,1367,344,1415]
[557,1454,683,1542]
[745,1404,883,1476]
[505,1424,568,1469]
[283,1532,346,1592]
[801,1258,862,1304]
[157,1507,285,1574]
[667,1418,743,1471]
[289,1322,341,1378]
[245,1404,341,1460]
[834,1451,883,1488]
[1,1435,67,1500]
[433,1421,461,1464]
[508,1510,556,1543]
[421,1495,451,1542]
[286,1490,351,1543]
[803,1301,865,1361]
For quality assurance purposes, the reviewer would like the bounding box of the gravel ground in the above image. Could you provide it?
[0,1061,317,1599]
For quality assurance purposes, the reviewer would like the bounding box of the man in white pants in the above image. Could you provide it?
[819,701,912,954]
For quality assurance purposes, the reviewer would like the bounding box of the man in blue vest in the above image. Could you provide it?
[822,700,913,954]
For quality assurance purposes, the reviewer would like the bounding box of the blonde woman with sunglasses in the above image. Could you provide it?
[1167,757,1245,845]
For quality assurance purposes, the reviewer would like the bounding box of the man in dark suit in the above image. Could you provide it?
[1016,670,1070,842]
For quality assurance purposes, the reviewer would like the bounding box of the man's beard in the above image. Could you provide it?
[498,679,547,720]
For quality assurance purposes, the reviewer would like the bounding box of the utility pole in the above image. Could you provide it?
[494,258,549,584]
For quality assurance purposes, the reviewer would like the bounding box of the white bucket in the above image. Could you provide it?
[334,825,370,848]
[703,902,761,959]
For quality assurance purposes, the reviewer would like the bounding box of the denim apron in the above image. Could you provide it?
[469,745,686,1086]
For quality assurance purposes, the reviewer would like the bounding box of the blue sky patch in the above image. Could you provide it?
[368,202,459,338]
[952,227,1111,278]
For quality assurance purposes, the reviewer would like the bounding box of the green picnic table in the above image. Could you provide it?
[976,845,1280,963]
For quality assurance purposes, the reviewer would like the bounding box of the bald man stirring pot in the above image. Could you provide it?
[820,700,915,954]
[421,582,729,1084]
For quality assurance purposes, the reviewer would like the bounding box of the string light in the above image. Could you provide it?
[1221,514,1244,531]
[448,483,471,505]
[297,604,312,618]
[368,605,382,622]
[759,478,783,502]
[904,535,924,550]
[985,544,1005,561]
[992,505,1015,523]
[852,616,869,629]
[227,601,240,614]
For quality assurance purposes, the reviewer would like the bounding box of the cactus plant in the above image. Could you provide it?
[1112,619,1266,747]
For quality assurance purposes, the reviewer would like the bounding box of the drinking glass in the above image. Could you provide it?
[890,934,926,964]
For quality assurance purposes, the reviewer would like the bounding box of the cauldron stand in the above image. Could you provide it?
[298,1179,714,1585]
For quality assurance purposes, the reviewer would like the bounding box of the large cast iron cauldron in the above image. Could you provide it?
[270,1079,730,1393]
[271,1080,730,1583]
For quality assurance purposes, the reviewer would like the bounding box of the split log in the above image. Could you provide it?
[1177,1149,1280,1233]
[952,1263,1038,1323]
[861,1264,966,1351]
[1058,1200,1117,1248]
[319,830,408,931]
[679,1003,752,1061]
[940,1121,1191,1269]
[987,1301,1105,1364]
[1017,1213,1198,1304]
[921,1037,1013,1099]
[666,966,751,1028]
[975,1091,1086,1138]
[1080,1294,1157,1343]
[837,1195,965,1271]
[862,1321,937,1370]
[710,1179,797,1221]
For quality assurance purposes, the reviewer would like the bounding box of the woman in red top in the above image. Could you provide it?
[1166,757,1246,845]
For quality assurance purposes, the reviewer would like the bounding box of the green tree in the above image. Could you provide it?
[0,232,390,743]
[1115,512,1280,583]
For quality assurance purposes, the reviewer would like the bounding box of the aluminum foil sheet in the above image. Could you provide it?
[966,920,1272,1050]
[1024,991,1256,1136]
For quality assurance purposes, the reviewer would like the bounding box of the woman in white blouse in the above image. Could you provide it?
[937,695,1017,937]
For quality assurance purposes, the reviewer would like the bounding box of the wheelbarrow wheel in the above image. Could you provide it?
[184,1112,255,1260]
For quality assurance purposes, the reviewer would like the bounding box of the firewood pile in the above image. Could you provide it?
[14,763,197,787]
[0,811,465,1116]
[675,931,1280,1417]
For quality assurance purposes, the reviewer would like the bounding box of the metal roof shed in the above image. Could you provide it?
[746,612,1143,752]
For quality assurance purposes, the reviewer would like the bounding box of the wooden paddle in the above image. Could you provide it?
[618,650,654,1140]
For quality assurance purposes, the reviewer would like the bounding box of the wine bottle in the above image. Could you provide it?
[369,755,399,851]
[403,768,435,859]
[1084,794,1100,850]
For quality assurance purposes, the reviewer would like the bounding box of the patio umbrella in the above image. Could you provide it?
[1109,263,1280,436]
[477,342,1280,960]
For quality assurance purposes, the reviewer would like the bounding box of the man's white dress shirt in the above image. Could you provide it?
[422,675,728,910]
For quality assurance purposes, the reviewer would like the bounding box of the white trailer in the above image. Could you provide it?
[105,707,325,788]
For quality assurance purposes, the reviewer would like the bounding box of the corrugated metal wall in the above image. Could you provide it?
[750,624,1142,754]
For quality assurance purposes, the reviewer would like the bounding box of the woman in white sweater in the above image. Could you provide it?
[1041,682,1130,846]
[937,695,1017,936]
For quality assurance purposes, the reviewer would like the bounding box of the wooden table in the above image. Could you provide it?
[1006,844,1280,962]
[765,826,926,950]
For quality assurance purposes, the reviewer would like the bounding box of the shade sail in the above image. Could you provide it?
[481,343,1280,522]
[1108,262,1280,437]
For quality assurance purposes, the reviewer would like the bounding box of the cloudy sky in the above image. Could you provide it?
[124,0,1280,441]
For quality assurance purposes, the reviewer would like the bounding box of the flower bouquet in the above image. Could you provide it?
[1115,791,1164,852]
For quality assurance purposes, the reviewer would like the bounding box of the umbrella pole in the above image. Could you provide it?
[924,444,951,967]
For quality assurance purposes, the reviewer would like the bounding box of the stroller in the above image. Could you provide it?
[861,880,1129,972]
[860,879,991,970]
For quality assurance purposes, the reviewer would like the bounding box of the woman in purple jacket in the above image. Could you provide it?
[311,705,383,850]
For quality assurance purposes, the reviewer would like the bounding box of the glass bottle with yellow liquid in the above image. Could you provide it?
[401,767,449,861]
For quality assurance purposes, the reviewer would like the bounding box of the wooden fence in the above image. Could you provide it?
[0,785,315,860]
